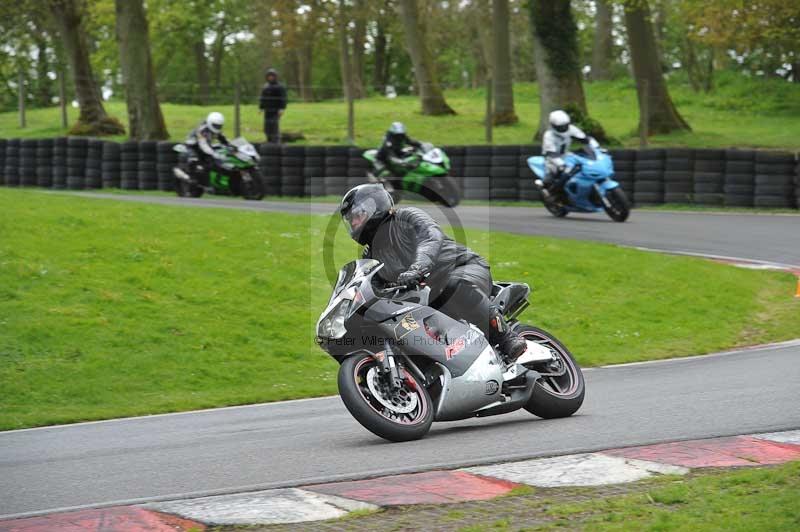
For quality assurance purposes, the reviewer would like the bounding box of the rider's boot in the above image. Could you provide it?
[488,310,527,364]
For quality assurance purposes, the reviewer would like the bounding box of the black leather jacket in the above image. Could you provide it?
[259,81,287,116]
[364,207,485,298]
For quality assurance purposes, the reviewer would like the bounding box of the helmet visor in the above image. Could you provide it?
[554,123,569,133]
[342,197,377,239]
[210,121,223,132]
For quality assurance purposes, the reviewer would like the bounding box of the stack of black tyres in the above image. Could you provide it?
[347,147,369,189]
[796,160,800,208]
[35,138,54,188]
[280,145,305,196]
[463,146,491,200]
[609,149,635,198]
[490,145,520,200]
[0,139,6,185]
[723,149,755,207]
[692,149,725,205]
[156,141,177,191]
[66,137,88,189]
[138,141,158,190]
[258,144,281,195]
[52,138,67,189]
[518,145,540,201]
[445,146,465,195]
[304,146,326,196]
[85,139,103,189]
[324,146,349,196]
[19,139,37,186]
[754,151,796,208]
[4,139,19,186]
[102,141,122,189]
[663,148,693,204]
[120,141,139,190]
[633,149,665,205]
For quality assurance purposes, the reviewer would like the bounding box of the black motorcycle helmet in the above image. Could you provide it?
[340,184,394,245]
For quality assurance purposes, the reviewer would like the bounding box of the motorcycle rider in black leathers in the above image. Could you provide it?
[372,122,423,178]
[184,111,231,181]
[340,184,527,363]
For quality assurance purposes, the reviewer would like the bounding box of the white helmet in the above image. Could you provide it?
[548,110,571,134]
[388,121,406,135]
[206,112,225,134]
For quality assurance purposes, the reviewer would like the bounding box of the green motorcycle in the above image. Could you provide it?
[173,138,264,200]
[363,143,460,207]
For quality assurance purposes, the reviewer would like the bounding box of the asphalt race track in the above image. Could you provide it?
[2,343,799,518]
[1,193,798,518]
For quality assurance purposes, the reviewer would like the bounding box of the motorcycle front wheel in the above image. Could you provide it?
[516,325,585,419]
[603,187,630,222]
[241,169,265,201]
[338,353,433,442]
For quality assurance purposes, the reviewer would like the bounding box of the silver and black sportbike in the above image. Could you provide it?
[316,259,585,442]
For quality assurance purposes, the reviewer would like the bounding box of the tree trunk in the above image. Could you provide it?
[624,0,690,135]
[397,0,455,115]
[296,45,314,102]
[528,0,587,137]
[338,2,354,103]
[48,0,125,135]
[591,0,613,81]
[351,0,367,99]
[211,20,226,96]
[372,20,388,93]
[492,0,517,125]
[115,0,169,140]
[193,40,210,105]
[34,36,53,107]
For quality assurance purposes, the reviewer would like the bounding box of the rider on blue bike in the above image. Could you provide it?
[540,110,598,197]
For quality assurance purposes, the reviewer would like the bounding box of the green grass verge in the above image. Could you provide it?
[491,462,800,531]
[1,188,798,430]
[3,76,799,149]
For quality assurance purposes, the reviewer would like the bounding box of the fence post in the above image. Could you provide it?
[639,78,649,148]
[18,71,26,129]
[233,83,241,138]
[59,71,68,129]
[485,77,493,144]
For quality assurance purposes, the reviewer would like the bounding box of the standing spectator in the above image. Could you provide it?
[259,68,287,143]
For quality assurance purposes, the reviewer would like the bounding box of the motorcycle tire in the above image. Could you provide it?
[515,325,585,419]
[338,353,433,442]
[241,169,265,201]
[603,187,630,222]
[422,176,461,208]
[543,196,569,218]
[175,178,204,198]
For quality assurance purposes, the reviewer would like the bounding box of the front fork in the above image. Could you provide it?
[594,183,613,208]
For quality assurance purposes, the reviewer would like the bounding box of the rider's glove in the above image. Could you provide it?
[397,269,424,288]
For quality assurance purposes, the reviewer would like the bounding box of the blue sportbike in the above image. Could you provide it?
[527,142,630,222]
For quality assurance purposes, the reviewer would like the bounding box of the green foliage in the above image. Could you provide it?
[562,102,619,145]
[1,188,798,429]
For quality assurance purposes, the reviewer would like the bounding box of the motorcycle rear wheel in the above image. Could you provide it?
[516,325,585,419]
[543,196,569,218]
[338,353,433,442]
[175,178,204,198]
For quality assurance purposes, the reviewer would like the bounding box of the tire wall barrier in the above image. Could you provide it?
[0,138,797,209]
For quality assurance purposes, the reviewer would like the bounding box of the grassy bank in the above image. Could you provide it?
[1,188,798,429]
[2,75,799,150]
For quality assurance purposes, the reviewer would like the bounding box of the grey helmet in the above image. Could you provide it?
[548,110,571,134]
[340,184,394,245]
